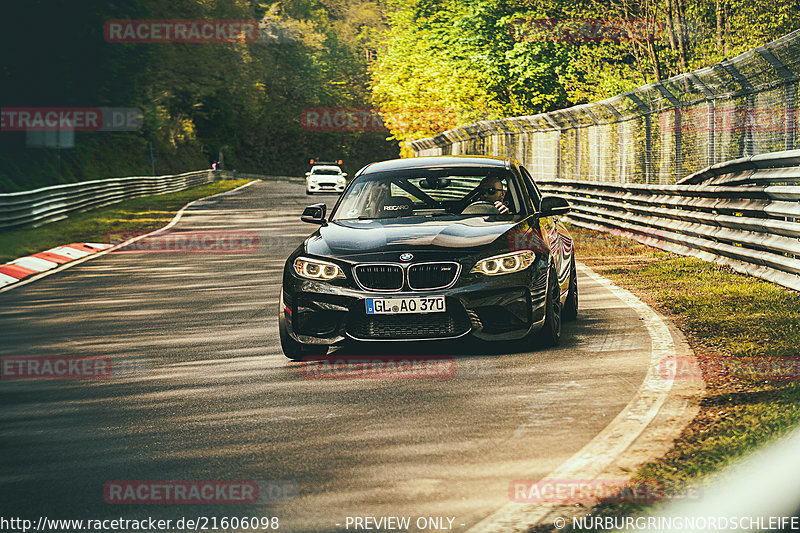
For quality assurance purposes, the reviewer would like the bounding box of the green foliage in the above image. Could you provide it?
[371,0,798,151]
[0,0,398,192]
[372,0,575,154]
[2,0,795,190]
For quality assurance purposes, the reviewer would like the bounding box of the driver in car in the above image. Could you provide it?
[477,176,511,214]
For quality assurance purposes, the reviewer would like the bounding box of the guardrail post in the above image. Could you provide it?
[582,107,600,180]
[626,93,653,184]
[704,99,717,167]
[555,129,562,180]
[654,83,684,183]
[720,60,755,158]
[687,73,717,167]
[787,83,797,151]
[746,93,756,156]
[602,103,624,183]
[558,110,581,180]
[543,114,562,180]
[755,46,797,151]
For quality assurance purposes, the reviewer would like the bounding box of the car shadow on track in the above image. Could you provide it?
[301,330,579,362]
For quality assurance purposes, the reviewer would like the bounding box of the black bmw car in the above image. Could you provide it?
[278,155,577,359]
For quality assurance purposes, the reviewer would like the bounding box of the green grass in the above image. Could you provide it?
[0,179,253,263]
[562,224,800,527]
[571,227,800,360]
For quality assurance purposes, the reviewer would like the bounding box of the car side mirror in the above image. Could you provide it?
[305,172,311,176]
[539,196,570,216]
[342,173,348,177]
[301,203,327,224]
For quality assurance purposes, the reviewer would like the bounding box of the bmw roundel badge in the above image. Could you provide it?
[399,253,414,261]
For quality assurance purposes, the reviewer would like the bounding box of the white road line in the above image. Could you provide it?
[467,261,680,533]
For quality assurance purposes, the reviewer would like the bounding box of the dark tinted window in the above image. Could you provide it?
[518,165,542,210]
[331,167,524,221]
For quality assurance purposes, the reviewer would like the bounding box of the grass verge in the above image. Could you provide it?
[0,179,253,263]
[566,224,800,526]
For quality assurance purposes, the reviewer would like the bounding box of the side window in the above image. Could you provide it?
[518,165,542,211]
[502,176,524,214]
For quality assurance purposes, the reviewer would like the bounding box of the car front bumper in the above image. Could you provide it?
[281,266,549,345]
[306,180,346,193]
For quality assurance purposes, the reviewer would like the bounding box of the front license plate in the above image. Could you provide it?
[365,296,446,315]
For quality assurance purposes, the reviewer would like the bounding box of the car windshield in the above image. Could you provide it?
[331,167,524,221]
[312,168,341,175]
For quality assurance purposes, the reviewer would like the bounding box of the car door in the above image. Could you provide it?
[518,163,572,296]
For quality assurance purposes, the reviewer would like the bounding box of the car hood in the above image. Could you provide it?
[305,216,520,257]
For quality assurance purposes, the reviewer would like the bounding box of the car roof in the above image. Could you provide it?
[360,155,512,175]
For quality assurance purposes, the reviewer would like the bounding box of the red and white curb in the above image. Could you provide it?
[0,243,112,288]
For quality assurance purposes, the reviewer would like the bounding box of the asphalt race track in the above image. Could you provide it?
[1,181,670,532]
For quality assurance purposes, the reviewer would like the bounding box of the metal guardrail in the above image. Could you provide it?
[537,150,800,291]
[0,170,231,230]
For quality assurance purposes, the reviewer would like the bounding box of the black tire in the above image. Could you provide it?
[305,190,313,195]
[278,307,328,361]
[563,256,578,322]
[535,267,562,347]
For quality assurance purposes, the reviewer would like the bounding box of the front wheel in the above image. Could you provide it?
[563,256,578,322]
[278,299,328,360]
[534,267,562,347]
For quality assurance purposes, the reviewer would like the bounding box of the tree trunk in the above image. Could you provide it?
[647,40,663,82]
[665,0,678,52]
[724,1,731,56]
[673,0,689,71]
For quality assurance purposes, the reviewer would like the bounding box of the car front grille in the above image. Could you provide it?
[408,262,459,290]
[347,311,471,340]
[354,264,404,291]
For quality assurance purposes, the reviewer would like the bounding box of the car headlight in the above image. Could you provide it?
[471,250,535,276]
[293,257,345,280]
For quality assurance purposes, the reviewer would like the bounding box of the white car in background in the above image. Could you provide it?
[305,165,347,194]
